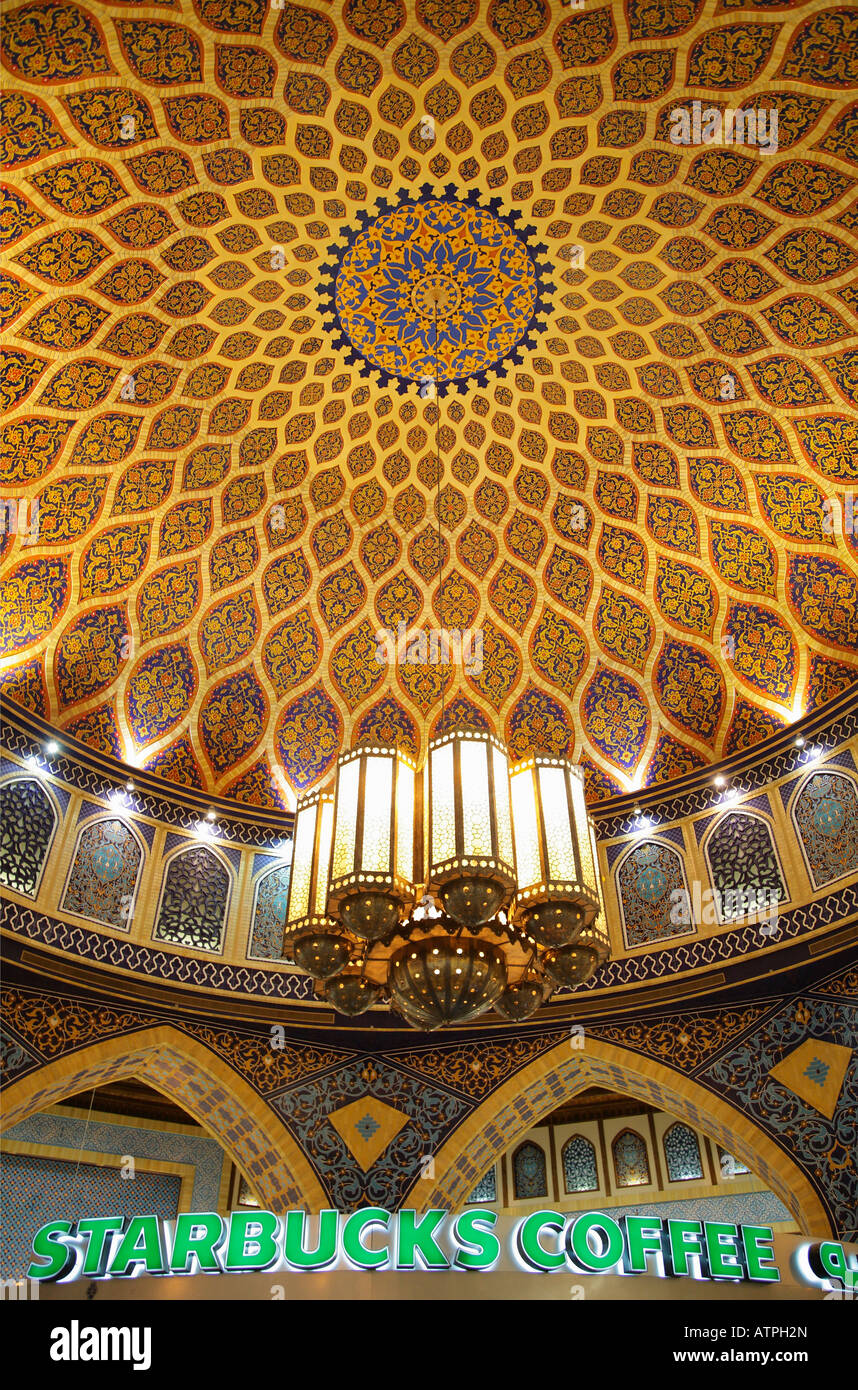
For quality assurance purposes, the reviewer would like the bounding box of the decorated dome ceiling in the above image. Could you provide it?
[1,0,857,810]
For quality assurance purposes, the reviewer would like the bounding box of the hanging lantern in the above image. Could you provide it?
[425,729,516,927]
[282,790,349,980]
[388,934,507,1029]
[327,742,419,941]
[509,754,600,947]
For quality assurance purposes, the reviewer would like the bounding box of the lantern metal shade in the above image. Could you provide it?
[425,729,516,927]
[327,743,419,941]
[389,934,507,1029]
[541,929,608,988]
[494,979,545,1021]
[510,755,600,946]
[292,932,351,980]
[325,969,384,1016]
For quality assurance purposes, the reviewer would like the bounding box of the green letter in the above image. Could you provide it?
[665,1219,706,1278]
[452,1210,500,1271]
[703,1221,744,1280]
[27,1221,76,1282]
[396,1210,449,1270]
[224,1211,281,1272]
[78,1218,124,1278]
[515,1211,566,1271]
[620,1215,665,1275]
[741,1225,779,1283]
[169,1213,225,1274]
[108,1216,168,1278]
[342,1207,390,1270]
[283,1210,339,1270]
[568,1213,624,1272]
[808,1240,850,1285]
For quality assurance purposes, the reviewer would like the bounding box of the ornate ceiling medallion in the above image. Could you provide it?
[318,185,551,391]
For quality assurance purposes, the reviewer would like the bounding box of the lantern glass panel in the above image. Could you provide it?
[288,802,316,922]
[569,768,595,888]
[589,823,604,920]
[332,758,359,880]
[540,765,577,881]
[396,759,415,882]
[431,740,456,864]
[362,754,392,872]
[493,744,514,867]
[314,797,334,914]
[511,764,541,888]
[460,739,491,858]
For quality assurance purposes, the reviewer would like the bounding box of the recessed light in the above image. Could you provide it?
[45,740,59,756]
[794,735,805,748]
[713,775,726,788]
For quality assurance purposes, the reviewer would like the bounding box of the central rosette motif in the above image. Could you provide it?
[334,197,538,384]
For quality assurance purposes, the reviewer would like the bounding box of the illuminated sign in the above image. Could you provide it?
[26,1209,858,1291]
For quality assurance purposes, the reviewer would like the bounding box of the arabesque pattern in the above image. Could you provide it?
[1,0,857,803]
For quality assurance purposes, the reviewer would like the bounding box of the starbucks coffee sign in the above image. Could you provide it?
[27,1208,858,1291]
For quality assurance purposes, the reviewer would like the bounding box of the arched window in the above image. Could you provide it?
[792,771,858,888]
[612,1129,650,1188]
[562,1134,599,1194]
[154,845,230,952]
[512,1142,547,1200]
[663,1122,703,1182]
[705,812,786,922]
[466,1167,497,1204]
[616,840,691,948]
[249,862,291,959]
[61,818,143,929]
[0,777,56,896]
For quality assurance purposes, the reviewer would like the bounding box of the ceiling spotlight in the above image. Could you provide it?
[45,740,59,756]
[713,775,726,788]
[125,779,135,792]
[633,804,642,816]
[794,735,805,749]
[205,809,216,821]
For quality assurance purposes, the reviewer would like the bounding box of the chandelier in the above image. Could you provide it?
[282,729,609,1030]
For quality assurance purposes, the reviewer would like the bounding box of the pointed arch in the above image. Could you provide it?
[412,1035,831,1235]
[511,1139,547,1200]
[561,1132,599,1194]
[153,842,233,953]
[663,1119,704,1182]
[0,1025,326,1213]
[789,767,858,889]
[702,809,788,922]
[59,814,147,930]
[0,775,60,897]
[612,1126,651,1187]
[614,836,691,948]
[248,858,292,960]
